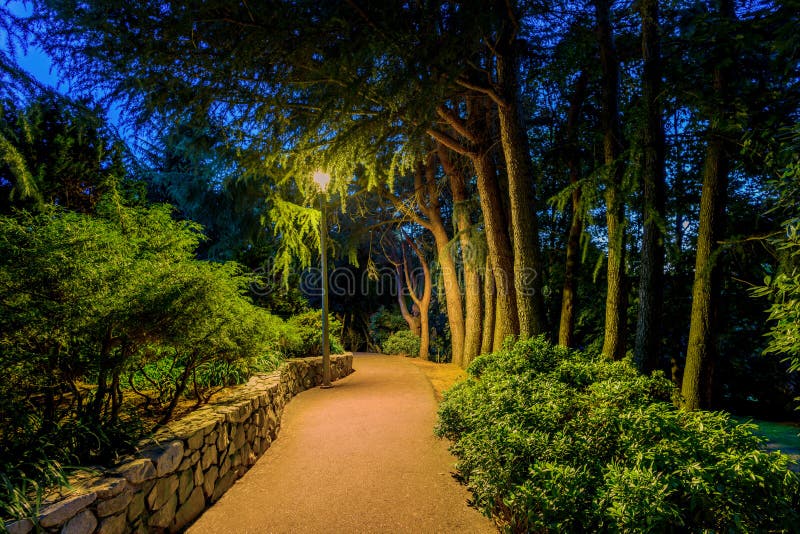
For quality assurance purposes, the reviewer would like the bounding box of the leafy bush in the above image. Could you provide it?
[382,330,421,357]
[753,219,800,376]
[750,147,800,410]
[284,310,344,358]
[0,205,288,521]
[127,349,284,407]
[193,351,284,389]
[368,306,408,350]
[436,337,800,532]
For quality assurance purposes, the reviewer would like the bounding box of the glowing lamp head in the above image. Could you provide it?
[313,170,331,192]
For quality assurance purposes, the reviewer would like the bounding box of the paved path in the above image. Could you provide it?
[188,354,494,533]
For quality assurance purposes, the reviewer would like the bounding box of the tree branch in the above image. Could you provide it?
[404,236,432,306]
[426,127,474,157]
[436,105,475,143]
[376,186,434,231]
[456,76,506,109]
[424,152,441,213]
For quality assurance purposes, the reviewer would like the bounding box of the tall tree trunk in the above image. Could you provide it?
[559,70,589,347]
[482,255,496,356]
[395,269,421,336]
[681,0,735,409]
[462,261,482,364]
[403,239,432,360]
[475,153,519,351]
[634,0,667,373]
[418,157,466,366]
[681,135,728,409]
[495,28,548,338]
[595,0,628,360]
[439,145,482,366]
[468,97,519,350]
[383,157,463,361]
[428,229,464,363]
[427,95,518,351]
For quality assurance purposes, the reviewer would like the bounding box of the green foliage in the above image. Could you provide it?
[267,197,322,281]
[0,441,70,523]
[0,97,142,214]
[193,352,284,389]
[127,353,185,406]
[753,220,800,375]
[142,121,271,260]
[436,337,800,532]
[0,204,288,521]
[283,310,344,358]
[368,306,408,350]
[382,330,421,357]
[752,148,800,404]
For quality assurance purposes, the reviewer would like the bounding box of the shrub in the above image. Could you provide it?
[0,206,289,521]
[368,306,408,350]
[436,337,800,532]
[193,351,284,389]
[382,330,421,357]
[284,310,344,358]
[753,219,800,376]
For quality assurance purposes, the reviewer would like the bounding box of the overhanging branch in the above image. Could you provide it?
[456,76,506,109]
[426,128,474,157]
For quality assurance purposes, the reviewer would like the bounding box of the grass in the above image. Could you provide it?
[731,416,800,459]
[408,358,468,401]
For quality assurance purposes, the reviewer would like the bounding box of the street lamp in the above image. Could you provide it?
[313,170,333,388]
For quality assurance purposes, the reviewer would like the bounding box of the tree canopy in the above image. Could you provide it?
[2,0,800,525]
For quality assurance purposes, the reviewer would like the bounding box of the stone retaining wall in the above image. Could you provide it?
[5,354,354,534]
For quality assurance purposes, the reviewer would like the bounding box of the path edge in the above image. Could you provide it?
[5,354,355,534]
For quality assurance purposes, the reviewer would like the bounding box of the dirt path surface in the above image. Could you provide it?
[187,354,494,534]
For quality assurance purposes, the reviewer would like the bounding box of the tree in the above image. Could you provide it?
[381,155,466,364]
[30,0,800,403]
[557,70,589,347]
[681,0,736,410]
[383,231,432,359]
[140,121,269,259]
[752,131,800,378]
[0,204,285,430]
[35,0,541,357]
[438,145,483,365]
[0,97,136,214]
[492,0,548,338]
[594,0,628,361]
[430,94,520,351]
[634,0,667,373]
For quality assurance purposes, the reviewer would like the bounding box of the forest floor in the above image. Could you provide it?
[408,357,469,401]
[187,353,493,533]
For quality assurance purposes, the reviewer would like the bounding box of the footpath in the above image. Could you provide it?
[187,354,494,533]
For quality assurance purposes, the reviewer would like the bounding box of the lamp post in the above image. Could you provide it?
[313,170,333,388]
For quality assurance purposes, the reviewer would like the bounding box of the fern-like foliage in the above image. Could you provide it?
[268,196,321,281]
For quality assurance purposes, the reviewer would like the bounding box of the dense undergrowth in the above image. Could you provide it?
[0,204,343,522]
[382,329,422,357]
[436,337,800,532]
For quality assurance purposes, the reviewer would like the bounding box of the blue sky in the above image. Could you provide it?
[2,1,130,141]
[4,1,61,88]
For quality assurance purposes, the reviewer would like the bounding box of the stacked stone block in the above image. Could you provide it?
[4,354,354,534]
